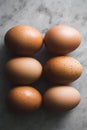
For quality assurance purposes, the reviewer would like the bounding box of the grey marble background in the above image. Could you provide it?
[0,0,87,130]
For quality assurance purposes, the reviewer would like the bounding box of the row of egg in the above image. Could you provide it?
[7,86,80,112]
[4,25,82,112]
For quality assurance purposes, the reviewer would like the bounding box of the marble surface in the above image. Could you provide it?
[0,0,87,130]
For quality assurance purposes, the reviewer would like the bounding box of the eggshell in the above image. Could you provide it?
[44,86,81,111]
[7,86,42,112]
[5,25,43,56]
[44,25,81,55]
[5,57,42,84]
[44,56,83,84]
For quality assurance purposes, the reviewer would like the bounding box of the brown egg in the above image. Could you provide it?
[5,25,43,56]
[7,86,42,112]
[44,86,81,111]
[44,25,81,55]
[5,57,42,84]
[44,56,83,84]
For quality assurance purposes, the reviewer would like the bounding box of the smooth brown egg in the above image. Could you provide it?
[44,56,83,84]
[7,86,42,112]
[44,86,81,111]
[44,25,81,55]
[5,57,42,84]
[5,25,43,56]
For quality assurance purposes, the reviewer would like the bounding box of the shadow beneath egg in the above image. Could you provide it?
[3,101,71,130]
[4,106,72,130]
[32,44,52,65]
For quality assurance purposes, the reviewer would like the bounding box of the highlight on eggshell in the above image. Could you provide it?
[5,57,42,85]
[44,25,81,55]
[6,86,42,112]
[5,25,43,56]
[44,86,81,111]
[44,56,83,84]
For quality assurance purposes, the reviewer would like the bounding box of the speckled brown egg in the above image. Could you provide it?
[44,56,83,84]
[44,25,81,55]
[7,86,42,112]
[5,57,42,84]
[5,25,43,56]
[44,86,81,111]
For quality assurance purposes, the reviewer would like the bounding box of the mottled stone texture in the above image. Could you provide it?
[0,0,87,130]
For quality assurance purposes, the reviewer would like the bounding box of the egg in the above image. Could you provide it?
[7,86,42,112]
[44,86,80,111]
[44,25,81,55]
[5,57,42,84]
[44,56,83,84]
[5,25,43,56]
